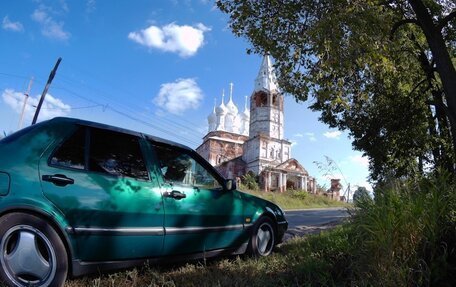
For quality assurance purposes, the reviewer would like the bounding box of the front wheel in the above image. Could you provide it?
[248,216,276,257]
[0,212,68,287]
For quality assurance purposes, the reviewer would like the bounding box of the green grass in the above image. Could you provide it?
[66,227,352,287]
[346,173,456,286]
[242,189,350,210]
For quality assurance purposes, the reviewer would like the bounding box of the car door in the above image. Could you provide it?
[39,125,164,261]
[149,142,245,255]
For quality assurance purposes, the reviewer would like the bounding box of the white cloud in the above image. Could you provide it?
[154,78,203,115]
[86,0,96,13]
[291,140,298,147]
[2,89,71,122]
[305,132,317,142]
[59,0,69,13]
[294,133,303,138]
[128,22,210,57]
[2,16,24,32]
[349,154,369,168]
[31,8,70,41]
[323,130,342,139]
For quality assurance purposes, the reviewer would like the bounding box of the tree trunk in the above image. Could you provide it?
[408,0,456,161]
[432,89,455,173]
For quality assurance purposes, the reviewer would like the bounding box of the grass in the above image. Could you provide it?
[242,189,350,210]
[66,227,352,287]
[345,173,456,286]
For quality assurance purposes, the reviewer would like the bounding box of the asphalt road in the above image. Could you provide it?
[283,208,350,240]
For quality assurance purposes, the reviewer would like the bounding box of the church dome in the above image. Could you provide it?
[208,109,216,122]
[207,103,216,132]
[241,107,250,119]
[226,97,238,115]
[226,83,238,116]
[215,91,227,115]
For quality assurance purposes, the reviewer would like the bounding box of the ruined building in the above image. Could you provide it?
[196,56,316,192]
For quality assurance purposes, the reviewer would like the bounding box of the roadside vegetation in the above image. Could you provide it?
[239,172,349,210]
[65,228,350,287]
[66,173,456,287]
[242,189,349,210]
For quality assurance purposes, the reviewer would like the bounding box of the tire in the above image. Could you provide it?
[247,216,276,257]
[0,212,68,287]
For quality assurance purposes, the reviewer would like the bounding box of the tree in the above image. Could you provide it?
[217,0,456,181]
[353,186,371,203]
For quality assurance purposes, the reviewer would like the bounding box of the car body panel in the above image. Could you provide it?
[38,123,165,261]
[160,183,246,254]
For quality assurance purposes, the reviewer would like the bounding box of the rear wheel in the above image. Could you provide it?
[0,213,68,287]
[248,216,275,257]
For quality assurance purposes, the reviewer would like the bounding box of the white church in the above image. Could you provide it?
[196,56,317,193]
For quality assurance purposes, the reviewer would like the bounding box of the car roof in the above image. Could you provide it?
[49,117,193,152]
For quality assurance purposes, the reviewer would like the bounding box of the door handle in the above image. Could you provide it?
[163,190,186,200]
[42,174,74,187]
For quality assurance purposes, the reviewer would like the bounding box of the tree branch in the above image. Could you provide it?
[409,78,429,98]
[437,10,456,31]
[390,18,421,40]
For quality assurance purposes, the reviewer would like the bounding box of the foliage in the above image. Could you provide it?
[290,190,309,200]
[352,186,370,203]
[240,171,259,191]
[243,189,349,210]
[66,227,353,287]
[348,173,456,285]
[217,0,456,181]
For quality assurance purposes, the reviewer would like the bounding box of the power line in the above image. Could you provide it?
[50,85,201,146]
[52,82,206,143]
[0,72,30,80]
[56,71,206,137]
[0,69,207,146]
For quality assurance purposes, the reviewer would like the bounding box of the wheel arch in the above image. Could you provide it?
[0,206,75,276]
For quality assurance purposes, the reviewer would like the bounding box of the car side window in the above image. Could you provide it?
[50,127,85,170]
[89,128,149,181]
[153,144,221,189]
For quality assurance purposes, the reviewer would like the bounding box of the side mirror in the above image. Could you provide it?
[224,179,237,191]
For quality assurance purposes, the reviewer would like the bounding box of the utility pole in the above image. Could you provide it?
[18,77,34,130]
[32,57,62,125]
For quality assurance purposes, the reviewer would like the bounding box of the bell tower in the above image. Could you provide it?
[249,55,284,139]
[243,55,291,174]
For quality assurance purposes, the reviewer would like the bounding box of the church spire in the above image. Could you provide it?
[254,55,278,93]
[207,98,217,132]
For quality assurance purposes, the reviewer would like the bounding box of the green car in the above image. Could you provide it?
[0,117,287,287]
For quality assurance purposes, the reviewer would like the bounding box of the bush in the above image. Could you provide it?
[290,190,309,200]
[240,171,259,191]
[348,173,456,286]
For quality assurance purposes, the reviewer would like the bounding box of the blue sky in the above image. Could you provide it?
[0,0,371,193]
